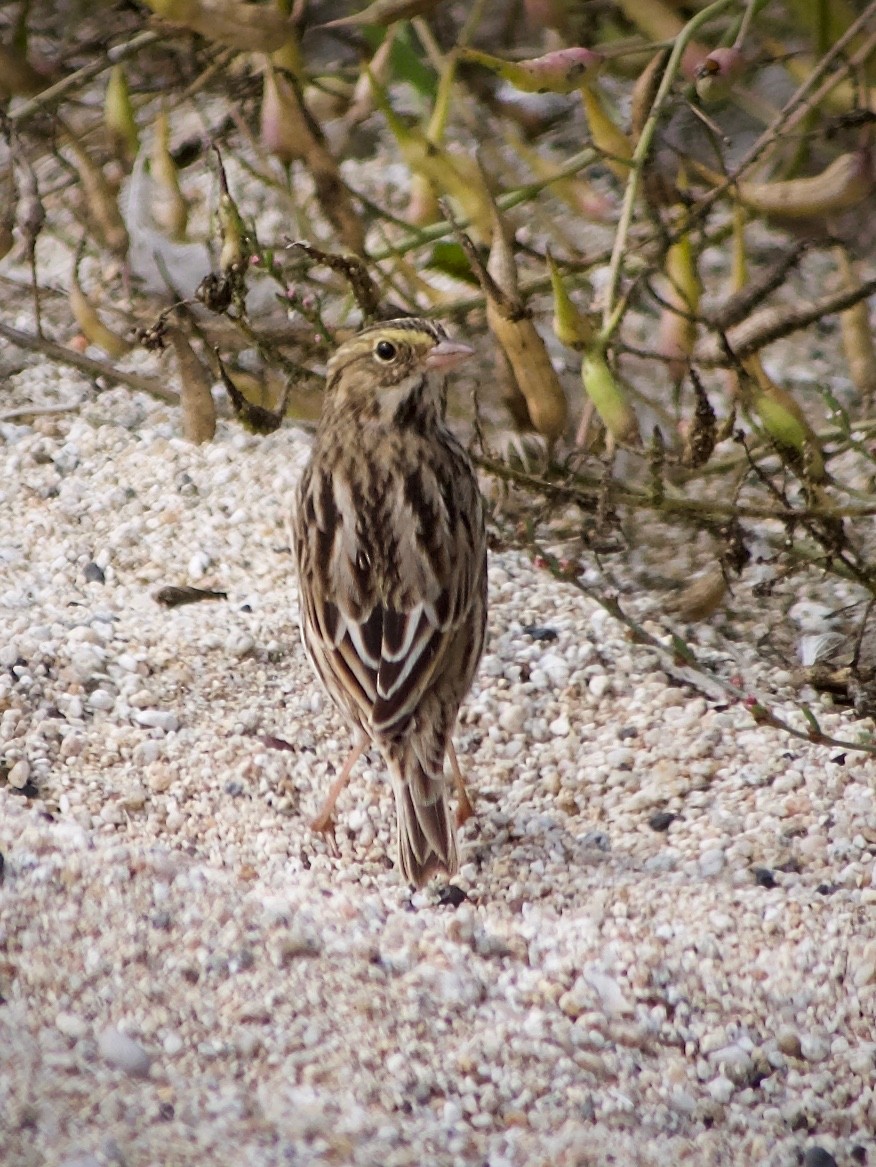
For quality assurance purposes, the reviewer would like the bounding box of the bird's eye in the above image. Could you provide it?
[375,339,398,362]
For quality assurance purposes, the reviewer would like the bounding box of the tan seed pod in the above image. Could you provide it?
[459,47,603,95]
[66,133,130,259]
[260,62,312,164]
[835,247,876,400]
[699,151,874,221]
[657,229,700,383]
[168,328,216,444]
[487,308,567,439]
[69,275,131,359]
[319,0,444,28]
[630,49,669,145]
[151,107,188,240]
[143,0,295,53]
[485,195,567,439]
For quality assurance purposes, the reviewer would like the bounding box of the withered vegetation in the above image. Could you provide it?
[2,0,876,750]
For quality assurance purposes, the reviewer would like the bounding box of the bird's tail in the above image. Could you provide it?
[388,749,458,888]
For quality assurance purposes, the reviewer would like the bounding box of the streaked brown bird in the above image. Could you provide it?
[292,318,487,886]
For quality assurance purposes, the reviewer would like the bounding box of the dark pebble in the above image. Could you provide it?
[803,1148,837,1167]
[83,562,105,583]
[648,811,677,832]
[851,1147,867,1164]
[617,725,638,740]
[522,626,558,642]
[437,884,467,907]
[581,830,611,851]
[753,867,777,888]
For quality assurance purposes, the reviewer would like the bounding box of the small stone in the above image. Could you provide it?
[100,803,126,826]
[56,1011,88,1040]
[588,674,610,699]
[549,715,570,737]
[803,1149,837,1167]
[225,632,255,658]
[648,811,676,832]
[134,709,179,733]
[87,688,115,712]
[163,1032,184,1056]
[132,741,163,766]
[522,625,558,642]
[146,765,173,793]
[498,705,526,734]
[707,1075,734,1104]
[850,940,876,987]
[800,1033,828,1062]
[437,885,467,907]
[8,759,30,789]
[753,866,777,888]
[120,786,147,812]
[98,1027,152,1077]
[776,1027,802,1058]
[60,734,85,760]
[83,562,105,583]
[699,847,725,877]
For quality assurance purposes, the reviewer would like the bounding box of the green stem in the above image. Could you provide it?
[600,0,738,341]
[370,148,597,260]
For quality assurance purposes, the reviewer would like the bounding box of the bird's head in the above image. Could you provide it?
[324,318,473,426]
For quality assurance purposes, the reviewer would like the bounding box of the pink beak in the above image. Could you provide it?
[425,339,474,371]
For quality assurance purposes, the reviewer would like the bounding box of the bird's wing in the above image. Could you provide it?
[294,446,485,741]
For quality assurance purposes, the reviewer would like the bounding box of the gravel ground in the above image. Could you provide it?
[2,366,876,1167]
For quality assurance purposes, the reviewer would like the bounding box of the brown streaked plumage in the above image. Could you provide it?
[292,318,487,886]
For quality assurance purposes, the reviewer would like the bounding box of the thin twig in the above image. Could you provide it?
[601,0,737,339]
[0,320,177,403]
[10,30,161,125]
[529,542,876,755]
[477,453,876,523]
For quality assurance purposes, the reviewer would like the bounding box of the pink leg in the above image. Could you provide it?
[448,742,475,826]
[311,738,368,834]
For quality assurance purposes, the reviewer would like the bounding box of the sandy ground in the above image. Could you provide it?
[1,366,876,1167]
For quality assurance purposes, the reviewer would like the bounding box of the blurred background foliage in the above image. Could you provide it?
[2,0,876,733]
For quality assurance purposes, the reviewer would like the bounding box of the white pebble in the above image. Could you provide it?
[225,632,255,657]
[163,1032,184,1056]
[55,1011,88,1040]
[98,1027,152,1077]
[800,1034,828,1063]
[8,759,30,788]
[498,704,526,733]
[134,710,180,733]
[87,688,115,712]
[699,848,726,878]
[707,1075,734,1104]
